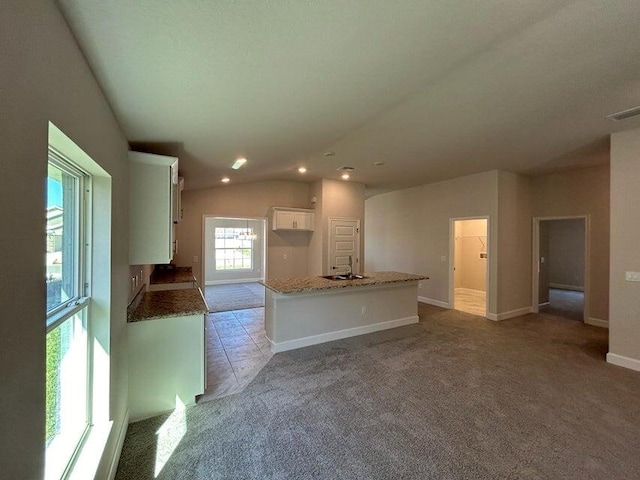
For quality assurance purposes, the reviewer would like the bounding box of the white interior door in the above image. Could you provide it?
[328,218,360,275]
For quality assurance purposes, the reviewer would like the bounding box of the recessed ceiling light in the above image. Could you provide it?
[221,177,230,183]
[323,151,336,157]
[374,161,385,166]
[231,157,247,169]
[341,173,350,180]
[298,167,307,174]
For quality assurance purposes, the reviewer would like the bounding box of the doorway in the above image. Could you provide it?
[532,217,588,322]
[328,217,361,275]
[202,216,267,312]
[451,217,489,317]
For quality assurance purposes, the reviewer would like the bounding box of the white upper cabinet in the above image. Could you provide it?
[272,207,314,231]
[129,151,179,265]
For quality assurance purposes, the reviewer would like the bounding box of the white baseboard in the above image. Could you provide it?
[270,315,419,353]
[549,283,584,292]
[538,302,550,307]
[205,277,263,286]
[418,296,450,309]
[486,306,533,322]
[607,352,640,372]
[586,317,609,329]
[107,410,129,480]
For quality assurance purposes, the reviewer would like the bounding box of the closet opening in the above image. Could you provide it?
[451,218,489,317]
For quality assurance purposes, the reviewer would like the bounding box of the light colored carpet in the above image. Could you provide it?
[204,282,265,312]
[116,304,640,480]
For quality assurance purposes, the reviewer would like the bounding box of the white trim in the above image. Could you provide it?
[269,315,419,353]
[204,277,263,286]
[107,411,129,480]
[607,352,640,372]
[538,302,550,307]
[486,306,533,322]
[418,296,450,309]
[586,317,609,329]
[549,283,584,292]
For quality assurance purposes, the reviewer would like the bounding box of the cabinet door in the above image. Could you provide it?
[274,211,296,229]
[294,212,313,231]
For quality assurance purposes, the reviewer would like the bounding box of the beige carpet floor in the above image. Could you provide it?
[116,304,640,480]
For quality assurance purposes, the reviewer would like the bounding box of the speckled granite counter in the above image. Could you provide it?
[128,288,208,322]
[150,266,195,285]
[261,271,428,294]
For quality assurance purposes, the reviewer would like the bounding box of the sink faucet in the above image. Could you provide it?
[345,255,353,278]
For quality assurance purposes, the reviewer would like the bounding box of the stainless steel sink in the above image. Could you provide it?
[321,274,368,280]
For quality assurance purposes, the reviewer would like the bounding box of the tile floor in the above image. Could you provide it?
[198,307,273,403]
[454,288,486,317]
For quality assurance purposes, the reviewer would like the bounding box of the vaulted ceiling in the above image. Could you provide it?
[58,0,640,195]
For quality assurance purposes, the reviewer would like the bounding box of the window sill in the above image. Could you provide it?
[66,421,112,480]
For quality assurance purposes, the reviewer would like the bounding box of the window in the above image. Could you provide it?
[214,227,253,270]
[46,151,91,480]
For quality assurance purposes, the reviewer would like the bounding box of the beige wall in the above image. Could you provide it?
[1,2,130,478]
[365,170,499,314]
[497,171,533,313]
[548,219,585,289]
[174,181,312,282]
[531,165,610,321]
[454,219,488,292]
[308,179,366,275]
[609,128,640,364]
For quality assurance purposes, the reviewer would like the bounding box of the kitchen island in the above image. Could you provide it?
[261,271,428,353]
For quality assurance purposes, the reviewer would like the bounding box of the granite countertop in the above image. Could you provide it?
[261,271,428,294]
[128,288,209,322]
[150,266,195,285]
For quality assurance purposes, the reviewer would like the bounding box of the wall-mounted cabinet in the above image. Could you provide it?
[272,207,314,231]
[129,151,179,265]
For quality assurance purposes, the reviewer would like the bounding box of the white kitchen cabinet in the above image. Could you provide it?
[129,151,179,265]
[128,313,205,421]
[272,207,314,231]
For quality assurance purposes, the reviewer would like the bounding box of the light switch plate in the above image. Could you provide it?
[625,271,640,282]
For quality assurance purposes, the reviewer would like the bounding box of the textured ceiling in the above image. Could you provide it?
[57,0,640,195]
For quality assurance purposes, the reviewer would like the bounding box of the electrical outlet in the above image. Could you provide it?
[283,254,288,260]
[625,271,640,282]
[418,282,423,288]
[193,255,199,263]
[441,255,446,262]
[361,306,368,315]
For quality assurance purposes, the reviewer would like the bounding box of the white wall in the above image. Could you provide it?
[174,181,313,283]
[365,170,499,313]
[1,2,130,478]
[609,128,640,366]
[454,219,488,292]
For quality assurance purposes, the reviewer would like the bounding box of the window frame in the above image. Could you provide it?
[213,227,254,272]
[46,148,94,480]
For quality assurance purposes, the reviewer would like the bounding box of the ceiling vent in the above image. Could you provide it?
[337,166,355,172]
[607,105,640,121]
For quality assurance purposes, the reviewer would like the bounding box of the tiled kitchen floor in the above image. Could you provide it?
[198,307,273,403]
